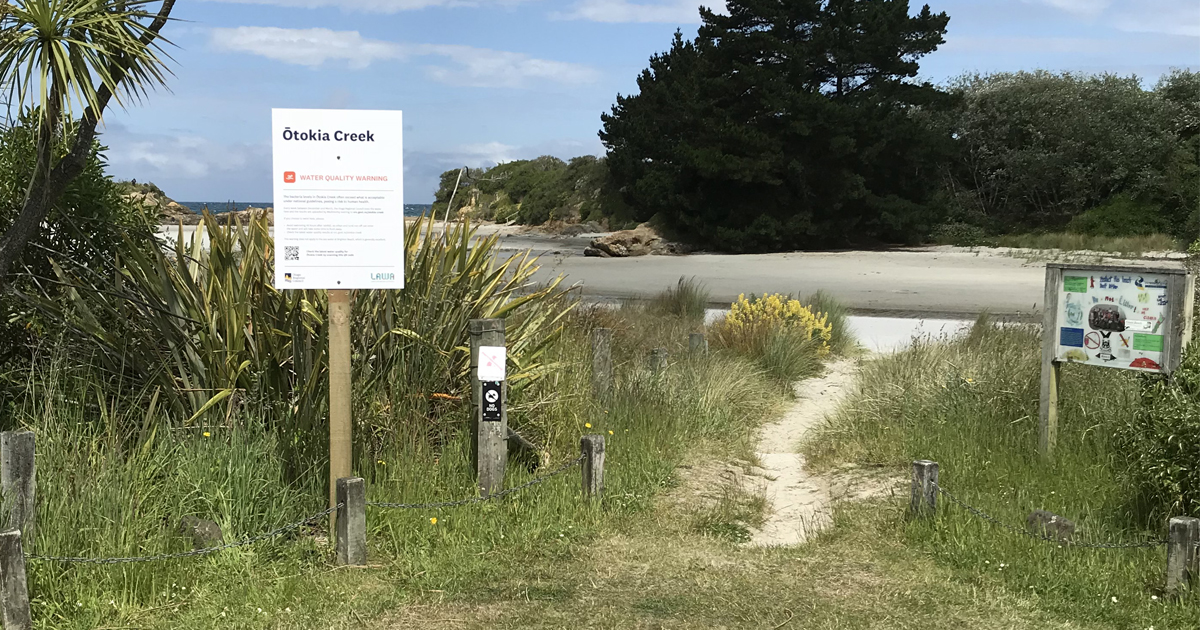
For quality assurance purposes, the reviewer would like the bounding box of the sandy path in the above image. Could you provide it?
[749,358,860,547]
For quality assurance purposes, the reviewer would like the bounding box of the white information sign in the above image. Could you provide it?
[272,109,404,289]
[1054,270,1171,372]
[478,346,507,382]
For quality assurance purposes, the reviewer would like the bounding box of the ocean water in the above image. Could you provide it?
[180,202,434,217]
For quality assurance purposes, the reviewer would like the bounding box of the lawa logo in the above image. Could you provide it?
[283,171,296,183]
[370,272,395,282]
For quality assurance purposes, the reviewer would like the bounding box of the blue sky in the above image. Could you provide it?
[98,0,1199,203]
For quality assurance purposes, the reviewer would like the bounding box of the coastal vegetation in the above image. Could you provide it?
[1,221,853,625]
[804,312,1200,627]
[433,6,1196,254]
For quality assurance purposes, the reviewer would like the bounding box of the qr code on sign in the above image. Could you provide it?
[284,246,299,261]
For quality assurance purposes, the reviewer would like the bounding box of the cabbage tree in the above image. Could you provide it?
[0,0,175,281]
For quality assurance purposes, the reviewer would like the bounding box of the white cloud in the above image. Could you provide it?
[555,0,725,24]
[1110,0,1200,37]
[211,27,398,68]
[200,0,529,13]
[1030,0,1112,18]
[209,27,599,87]
[102,125,273,200]
[1027,0,1199,35]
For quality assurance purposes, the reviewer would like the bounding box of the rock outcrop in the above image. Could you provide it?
[583,223,685,257]
[125,190,202,225]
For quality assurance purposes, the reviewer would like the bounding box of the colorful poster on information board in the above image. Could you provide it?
[1054,270,1171,372]
[272,109,404,290]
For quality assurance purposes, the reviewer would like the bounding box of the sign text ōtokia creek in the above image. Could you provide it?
[272,109,404,290]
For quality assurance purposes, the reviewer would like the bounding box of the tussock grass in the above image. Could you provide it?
[647,276,709,323]
[804,319,1200,627]
[996,232,1179,256]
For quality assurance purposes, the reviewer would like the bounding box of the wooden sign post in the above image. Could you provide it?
[1039,262,1194,458]
[470,318,508,496]
[328,289,353,531]
[271,108,406,533]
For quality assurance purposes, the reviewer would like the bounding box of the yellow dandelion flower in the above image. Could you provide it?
[608,430,614,436]
[585,422,592,429]
[202,432,211,438]
[430,517,438,525]
[377,460,386,466]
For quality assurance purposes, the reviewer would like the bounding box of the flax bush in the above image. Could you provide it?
[21,214,573,475]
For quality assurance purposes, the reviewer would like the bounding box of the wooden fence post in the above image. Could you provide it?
[335,477,366,566]
[470,318,507,496]
[591,328,612,399]
[689,333,708,355]
[0,530,30,630]
[649,348,668,375]
[1166,516,1199,595]
[581,435,605,500]
[1,432,35,538]
[910,460,938,518]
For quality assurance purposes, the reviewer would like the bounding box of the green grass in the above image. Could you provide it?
[803,319,1200,628]
[994,232,1179,256]
[14,288,802,629]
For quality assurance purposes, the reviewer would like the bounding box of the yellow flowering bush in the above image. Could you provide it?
[712,293,836,382]
[718,293,833,354]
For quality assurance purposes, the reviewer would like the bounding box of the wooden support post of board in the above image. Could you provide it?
[581,435,605,500]
[1166,516,1199,595]
[910,460,938,518]
[649,348,668,375]
[0,530,30,630]
[689,333,708,355]
[335,477,366,566]
[591,328,612,399]
[1039,266,1063,458]
[328,290,353,533]
[470,319,507,496]
[0,432,34,538]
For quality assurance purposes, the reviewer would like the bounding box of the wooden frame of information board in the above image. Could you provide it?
[1039,262,1195,457]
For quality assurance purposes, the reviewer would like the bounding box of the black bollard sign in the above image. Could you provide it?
[481,381,503,422]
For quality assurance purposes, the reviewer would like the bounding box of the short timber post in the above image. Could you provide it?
[0,432,35,537]
[335,477,366,566]
[689,333,708,355]
[470,318,508,496]
[649,348,668,376]
[0,529,31,630]
[1166,516,1199,595]
[1039,266,1063,458]
[910,460,938,518]
[591,328,612,399]
[581,435,605,500]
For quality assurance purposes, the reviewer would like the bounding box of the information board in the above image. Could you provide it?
[1054,269,1174,372]
[272,109,404,289]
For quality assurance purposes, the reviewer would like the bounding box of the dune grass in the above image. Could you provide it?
[995,232,1179,256]
[803,318,1200,628]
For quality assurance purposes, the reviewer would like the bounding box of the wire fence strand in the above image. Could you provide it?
[933,482,1167,550]
[28,504,341,565]
[367,454,584,510]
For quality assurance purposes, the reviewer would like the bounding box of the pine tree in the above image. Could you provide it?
[601,0,952,252]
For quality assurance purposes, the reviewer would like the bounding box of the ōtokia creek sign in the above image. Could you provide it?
[272,109,404,290]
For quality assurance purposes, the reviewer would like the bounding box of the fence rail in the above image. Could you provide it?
[911,460,1200,599]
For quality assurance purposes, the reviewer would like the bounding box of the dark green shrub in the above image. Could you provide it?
[1114,350,1200,518]
[930,222,988,247]
[1066,195,1167,237]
